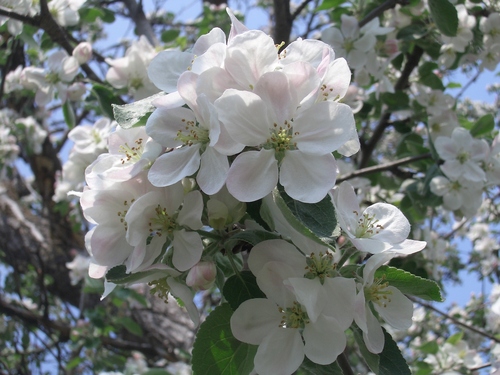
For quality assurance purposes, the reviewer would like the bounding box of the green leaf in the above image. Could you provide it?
[106,265,174,285]
[418,341,439,355]
[161,29,181,43]
[112,92,165,129]
[274,186,339,248]
[92,84,123,119]
[115,316,143,337]
[446,331,464,345]
[380,92,409,111]
[316,0,347,11]
[142,370,173,375]
[428,0,458,37]
[352,325,380,373]
[419,73,445,90]
[223,271,266,311]
[246,200,273,231]
[224,230,281,253]
[192,304,257,375]
[79,8,105,23]
[470,113,494,137]
[378,328,411,375]
[298,357,344,374]
[62,101,76,129]
[374,266,444,302]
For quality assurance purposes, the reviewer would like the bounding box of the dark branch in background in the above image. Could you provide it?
[272,0,292,47]
[411,297,500,344]
[291,0,315,21]
[337,153,432,183]
[337,351,355,375]
[359,45,424,168]
[358,0,409,28]
[121,0,159,47]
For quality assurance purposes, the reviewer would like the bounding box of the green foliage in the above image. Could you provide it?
[297,357,345,374]
[374,266,444,302]
[222,271,266,311]
[428,0,459,37]
[112,92,165,128]
[316,0,347,11]
[92,84,123,119]
[274,186,339,248]
[192,304,257,375]
[62,101,76,129]
[161,29,181,43]
[470,113,495,138]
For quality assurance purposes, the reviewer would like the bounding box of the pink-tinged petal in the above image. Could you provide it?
[177,71,199,111]
[197,67,241,103]
[322,277,356,329]
[91,224,133,266]
[178,191,203,230]
[146,106,195,148]
[88,261,107,279]
[321,58,351,101]
[152,91,185,108]
[213,121,245,156]
[192,27,226,55]
[283,39,334,68]
[303,315,346,365]
[280,151,337,203]
[365,203,410,243]
[227,8,249,42]
[374,286,413,330]
[148,145,201,187]
[126,235,164,273]
[196,95,221,146]
[248,239,305,276]
[254,327,304,375]
[148,50,194,93]
[230,298,283,345]
[172,229,203,271]
[388,239,426,255]
[215,89,272,146]
[167,277,200,326]
[125,191,165,246]
[225,30,278,89]
[285,278,326,323]
[192,43,226,73]
[254,71,297,124]
[364,306,385,354]
[226,149,278,202]
[294,101,354,154]
[281,61,321,106]
[197,147,229,195]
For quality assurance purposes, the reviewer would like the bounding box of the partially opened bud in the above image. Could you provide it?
[186,261,217,290]
[72,42,93,64]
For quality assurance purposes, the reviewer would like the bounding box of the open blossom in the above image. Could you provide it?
[215,69,354,203]
[354,253,416,353]
[333,181,426,255]
[48,0,86,26]
[430,175,483,217]
[441,5,476,52]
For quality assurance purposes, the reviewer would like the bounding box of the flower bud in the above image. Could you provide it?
[72,42,93,64]
[66,82,87,101]
[186,261,217,291]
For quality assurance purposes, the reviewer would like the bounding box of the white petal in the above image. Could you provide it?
[172,229,203,271]
[230,298,283,345]
[254,327,304,375]
[256,261,300,308]
[248,239,305,276]
[303,315,346,365]
[363,307,385,354]
[148,50,194,92]
[285,278,326,323]
[365,203,410,243]
[374,286,414,330]
[322,277,357,329]
[146,106,195,148]
[148,145,201,187]
[280,151,337,203]
[226,149,278,202]
[167,277,200,326]
[178,191,203,229]
[197,147,229,195]
[254,71,297,124]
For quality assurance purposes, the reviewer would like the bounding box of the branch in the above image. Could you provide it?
[359,0,408,28]
[359,45,424,168]
[121,0,159,47]
[337,351,355,375]
[455,68,482,101]
[291,0,314,21]
[411,297,500,344]
[272,0,292,47]
[337,153,432,183]
[0,8,39,25]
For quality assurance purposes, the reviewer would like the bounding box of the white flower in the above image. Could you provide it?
[48,0,86,27]
[353,253,414,353]
[72,42,92,64]
[333,181,426,255]
[66,254,91,285]
[434,127,489,182]
[429,175,483,215]
[68,118,115,155]
[215,70,354,203]
[441,5,476,52]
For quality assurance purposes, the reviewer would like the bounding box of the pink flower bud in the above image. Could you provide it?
[384,39,399,56]
[72,42,92,64]
[186,261,217,291]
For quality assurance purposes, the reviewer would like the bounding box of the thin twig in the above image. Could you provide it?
[359,0,408,28]
[455,69,482,101]
[337,351,355,375]
[338,153,432,183]
[291,0,315,21]
[411,297,500,343]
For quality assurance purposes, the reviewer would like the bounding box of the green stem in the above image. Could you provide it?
[337,244,359,268]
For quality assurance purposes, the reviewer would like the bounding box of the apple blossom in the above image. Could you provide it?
[72,42,93,64]
[186,261,217,290]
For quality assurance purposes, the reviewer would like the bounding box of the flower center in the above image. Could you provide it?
[319,83,340,101]
[130,76,144,91]
[148,205,178,237]
[304,252,337,284]
[91,129,102,144]
[45,71,60,84]
[119,137,144,164]
[176,118,210,147]
[344,38,355,53]
[457,151,470,164]
[116,199,135,231]
[354,211,384,238]
[279,301,310,329]
[365,277,392,308]
[264,121,298,162]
